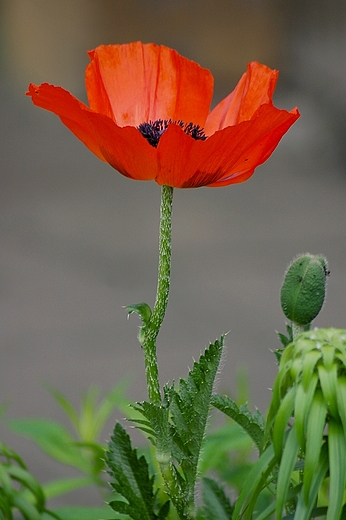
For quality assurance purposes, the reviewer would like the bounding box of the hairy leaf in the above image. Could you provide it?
[199,477,233,520]
[167,337,225,482]
[106,422,169,520]
[210,394,264,452]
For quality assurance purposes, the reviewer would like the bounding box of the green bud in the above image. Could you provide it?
[280,253,328,326]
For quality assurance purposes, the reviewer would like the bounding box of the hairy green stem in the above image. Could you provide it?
[292,322,310,339]
[142,185,174,404]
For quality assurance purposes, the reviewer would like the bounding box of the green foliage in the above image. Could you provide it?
[42,506,117,520]
[197,421,254,490]
[197,477,234,520]
[7,382,131,502]
[210,395,265,452]
[108,337,225,519]
[0,441,59,520]
[106,423,169,520]
[125,302,153,344]
[125,303,152,326]
[236,328,346,520]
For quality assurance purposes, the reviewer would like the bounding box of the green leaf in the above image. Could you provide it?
[43,476,96,500]
[327,419,346,520]
[6,464,46,511]
[232,444,276,520]
[210,394,264,452]
[276,426,300,519]
[294,443,328,520]
[336,376,346,434]
[8,418,90,473]
[45,506,118,520]
[303,388,327,504]
[200,477,233,520]
[318,363,339,419]
[0,440,27,469]
[125,302,152,326]
[106,422,167,520]
[11,494,43,520]
[164,336,224,498]
[44,386,80,432]
[134,337,225,518]
[294,374,318,450]
[272,386,296,461]
[198,421,253,477]
[131,401,170,464]
[300,349,321,391]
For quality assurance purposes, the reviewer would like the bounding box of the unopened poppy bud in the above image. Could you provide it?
[280,254,328,326]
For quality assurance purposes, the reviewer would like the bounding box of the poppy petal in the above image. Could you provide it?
[27,83,158,181]
[205,62,278,134]
[85,42,214,127]
[85,112,158,181]
[27,83,106,161]
[197,105,300,188]
[156,104,299,188]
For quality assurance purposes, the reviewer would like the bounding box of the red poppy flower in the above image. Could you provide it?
[27,42,299,188]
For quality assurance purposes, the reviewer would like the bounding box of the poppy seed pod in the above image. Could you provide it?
[280,254,328,326]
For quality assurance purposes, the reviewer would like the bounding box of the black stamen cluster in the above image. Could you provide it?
[137,119,207,148]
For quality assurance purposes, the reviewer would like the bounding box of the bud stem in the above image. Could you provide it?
[292,322,310,339]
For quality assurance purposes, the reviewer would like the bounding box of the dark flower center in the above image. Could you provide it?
[137,119,207,148]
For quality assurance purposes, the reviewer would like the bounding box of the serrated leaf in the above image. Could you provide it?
[200,477,233,520]
[277,332,290,348]
[210,394,264,452]
[106,422,165,520]
[168,337,224,476]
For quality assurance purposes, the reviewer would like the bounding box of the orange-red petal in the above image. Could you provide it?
[26,82,158,180]
[205,62,278,134]
[27,83,106,162]
[85,42,214,127]
[156,104,300,188]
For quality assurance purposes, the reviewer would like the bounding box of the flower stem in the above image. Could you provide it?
[142,185,174,404]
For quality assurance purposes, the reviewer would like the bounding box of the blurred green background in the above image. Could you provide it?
[0,0,345,507]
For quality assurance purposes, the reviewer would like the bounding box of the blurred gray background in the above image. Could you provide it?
[0,0,345,507]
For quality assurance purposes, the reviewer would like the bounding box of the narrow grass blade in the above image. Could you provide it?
[303,389,327,504]
[232,444,276,520]
[327,419,346,520]
[276,426,300,519]
[294,374,318,449]
[272,386,296,461]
